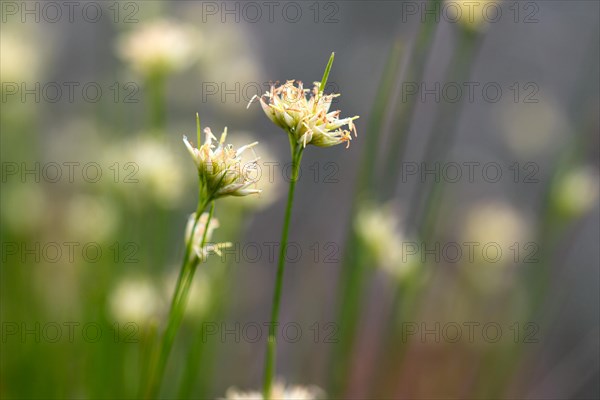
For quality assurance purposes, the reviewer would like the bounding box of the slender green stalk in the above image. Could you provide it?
[262,53,331,399]
[177,206,245,398]
[139,320,158,397]
[359,39,403,194]
[144,200,214,398]
[476,97,591,398]
[408,29,482,233]
[327,40,404,395]
[354,26,482,399]
[379,0,441,200]
[329,13,438,395]
[263,144,304,400]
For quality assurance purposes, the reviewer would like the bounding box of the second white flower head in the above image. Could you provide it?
[183,118,261,199]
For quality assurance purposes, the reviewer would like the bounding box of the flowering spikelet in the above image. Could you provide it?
[249,79,359,148]
[185,213,231,261]
[224,381,325,399]
[183,121,261,199]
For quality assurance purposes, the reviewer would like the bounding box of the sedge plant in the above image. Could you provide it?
[144,114,261,398]
[249,52,359,399]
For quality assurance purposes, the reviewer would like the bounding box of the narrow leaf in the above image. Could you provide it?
[319,52,335,93]
[196,112,201,145]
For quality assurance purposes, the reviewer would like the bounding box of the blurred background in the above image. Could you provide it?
[1,1,598,399]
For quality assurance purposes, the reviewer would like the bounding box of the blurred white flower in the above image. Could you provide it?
[224,382,324,400]
[445,0,502,32]
[354,204,419,280]
[462,201,528,251]
[106,135,189,208]
[134,136,187,206]
[108,276,164,326]
[197,23,263,82]
[198,26,262,99]
[460,199,529,291]
[498,100,568,158]
[551,166,599,218]
[65,194,118,243]
[460,200,529,291]
[116,19,198,76]
[0,31,39,84]
[198,23,256,66]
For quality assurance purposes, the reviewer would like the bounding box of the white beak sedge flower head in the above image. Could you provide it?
[224,381,325,400]
[248,53,359,149]
[185,212,231,261]
[184,115,262,200]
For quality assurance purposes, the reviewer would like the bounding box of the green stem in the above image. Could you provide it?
[359,39,403,195]
[144,200,214,398]
[263,144,303,400]
[379,0,441,201]
[178,207,245,399]
[409,29,481,233]
[362,26,482,400]
[329,10,439,395]
[477,126,588,399]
